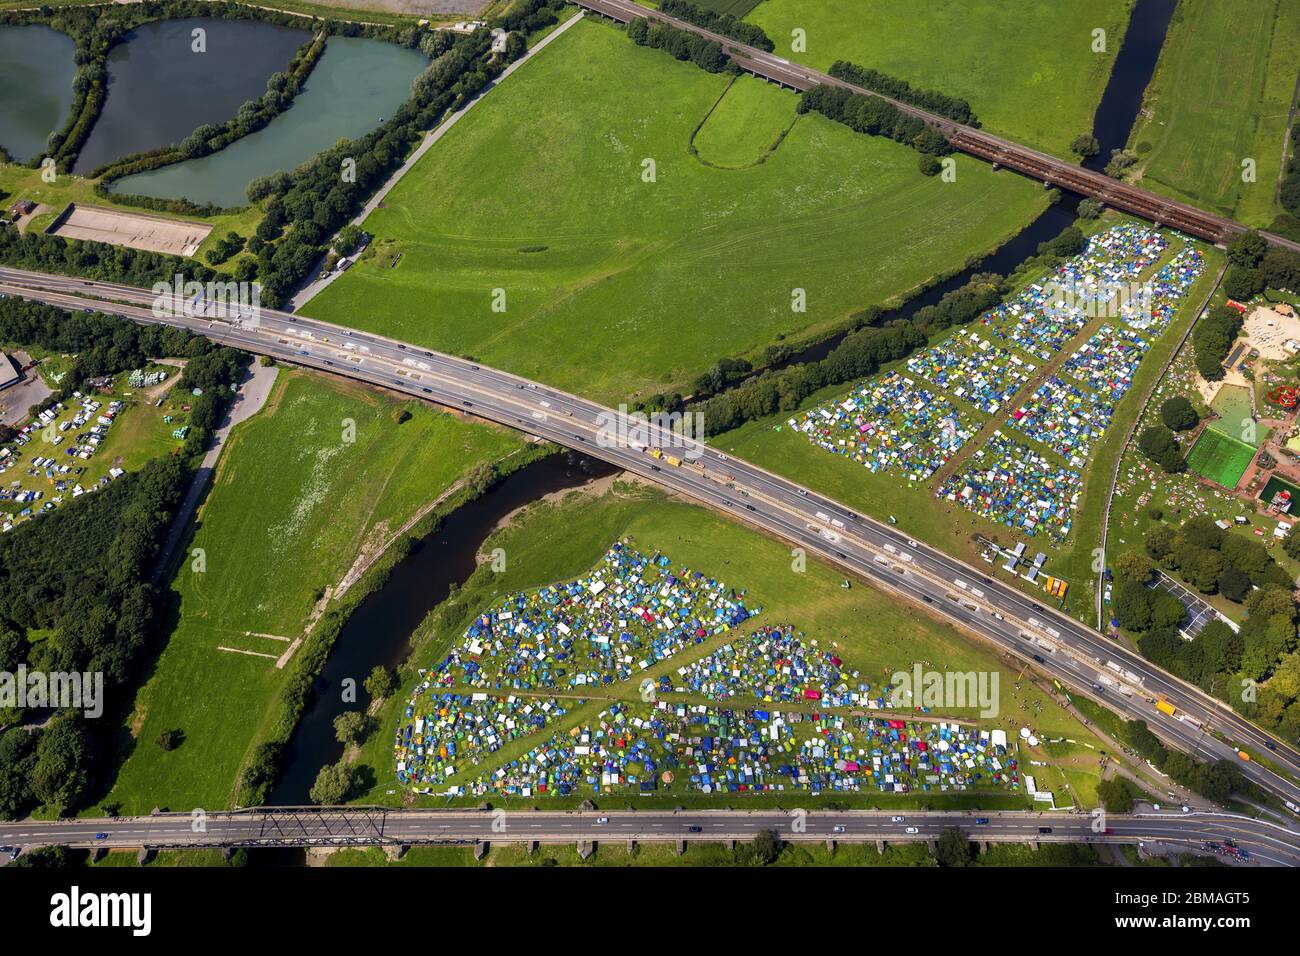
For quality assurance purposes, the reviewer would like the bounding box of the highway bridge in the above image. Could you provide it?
[575,0,1300,253]
[0,807,1295,865]
[2,267,1300,826]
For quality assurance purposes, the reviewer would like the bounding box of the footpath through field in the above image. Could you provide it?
[289,10,587,310]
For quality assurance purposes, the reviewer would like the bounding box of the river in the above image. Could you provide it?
[261,0,1180,809]
[266,451,615,806]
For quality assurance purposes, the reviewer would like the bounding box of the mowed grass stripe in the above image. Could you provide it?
[745,0,1131,160]
[307,18,1046,404]
[1187,428,1255,488]
[105,372,524,813]
[1127,0,1296,220]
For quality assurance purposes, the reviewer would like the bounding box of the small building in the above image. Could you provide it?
[0,353,19,390]
[9,200,35,220]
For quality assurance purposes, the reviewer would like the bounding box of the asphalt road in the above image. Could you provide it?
[3,266,1300,819]
[0,808,1293,865]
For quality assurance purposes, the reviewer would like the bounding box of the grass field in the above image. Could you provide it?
[744,0,1131,160]
[104,371,525,813]
[0,164,264,271]
[306,17,1048,405]
[1186,428,1256,488]
[1126,0,1300,223]
[690,76,797,169]
[709,219,1224,624]
[347,480,1108,811]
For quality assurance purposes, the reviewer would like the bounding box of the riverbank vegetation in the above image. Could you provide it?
[306,16,1047,403]
[103,371,527,813]
[0,299,245,820]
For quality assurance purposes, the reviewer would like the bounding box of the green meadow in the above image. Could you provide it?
[1126,0,1300,223]
[348,482,1107,811]
[104,371,524,813]
[745,0,1131,160]
[307,17,1047,405]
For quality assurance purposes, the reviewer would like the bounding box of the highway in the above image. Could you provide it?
[3,265,1300,818]
[0,807,1294,865]
[574,0,1300,253]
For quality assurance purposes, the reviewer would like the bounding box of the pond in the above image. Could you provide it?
[110,36,428,209]
[0,24,77,163]
[72,17,309,175]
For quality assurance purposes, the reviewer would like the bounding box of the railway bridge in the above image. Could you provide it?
[575,0,1300,252]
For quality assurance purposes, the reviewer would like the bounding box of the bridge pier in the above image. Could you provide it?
[383,844,408,862]
[91,847,106,864]
[577,841,594,860]
[136,848,155,866]
[626,838,636,855]
[473,842,488,861]
[876,840,885,855]
[825,839,836,855]
[676,839,686,856]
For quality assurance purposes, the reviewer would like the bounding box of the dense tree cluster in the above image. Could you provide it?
[1116,514,1300,737]
[0,302,247,817]
[0,224,218,293]
[1136,424,1186,473]
[658,0,774,52]
[626,17,729,73]
[1279,123,1300,230]
[1220,229,1300,302]
[1159,395,1199,432]
[688,273,1004,430]
[1191,304,1244,382]
[798,84,951,156]
[1116,719,1250,806]
[828,60,978,126]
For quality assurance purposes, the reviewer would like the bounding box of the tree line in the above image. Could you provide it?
[828,60,979,127]
[658,0,775,52]
[0,299,247,818]
[627,16,730,73]
[797,84,951,157]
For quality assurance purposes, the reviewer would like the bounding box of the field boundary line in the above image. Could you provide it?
[1093,258,1228,629]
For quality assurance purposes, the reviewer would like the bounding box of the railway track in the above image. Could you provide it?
[577,0,1300,253]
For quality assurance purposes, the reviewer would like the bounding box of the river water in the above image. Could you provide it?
[0,25,76,163]
[267,452,614,806]
[262,0,1180,807]
[72,17,309,175]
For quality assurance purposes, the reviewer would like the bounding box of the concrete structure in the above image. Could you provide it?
[0,353,18,390]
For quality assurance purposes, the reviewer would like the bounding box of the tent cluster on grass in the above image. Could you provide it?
[788,371,973,481]
[1010,374,1115,467]
[395,693,576,787]
[669,625,878,706]
[417,542,760,694]
[401,697,1021,799]
[938,430,1083,542]
[905,328,1036,415]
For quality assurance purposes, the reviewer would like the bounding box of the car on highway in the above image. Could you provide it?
[687,825,702,833]
[1038,827,1052,834]
[95,832,109,840]
[974,818,989,825]
[904,826,919,834]
[595,817,609,824]
[832,825,846,833]
[462,401,472,407]
[907,539,918,548]
[890,815,905,823]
